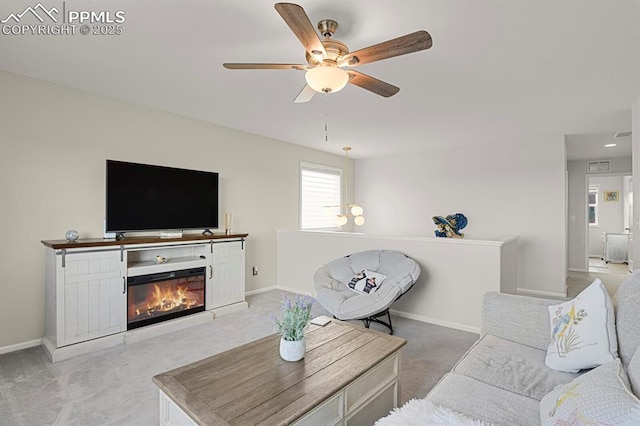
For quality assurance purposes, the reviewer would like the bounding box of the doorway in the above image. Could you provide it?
[586,174,632,273]
[565,132,633,297]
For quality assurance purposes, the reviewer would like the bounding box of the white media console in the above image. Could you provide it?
[41,234,248,362]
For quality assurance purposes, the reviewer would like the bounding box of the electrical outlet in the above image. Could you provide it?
[252,266,259,276]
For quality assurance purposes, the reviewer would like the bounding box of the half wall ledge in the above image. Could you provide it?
[276,230,519,333]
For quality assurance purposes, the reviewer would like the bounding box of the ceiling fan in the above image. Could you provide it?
[223,2,432,103]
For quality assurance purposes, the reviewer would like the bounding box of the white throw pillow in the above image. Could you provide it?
[545,278,617,373]
[347,269,387,294]
[539,359,640,425]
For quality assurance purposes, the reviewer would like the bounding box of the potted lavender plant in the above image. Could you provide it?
[270,294,314,361]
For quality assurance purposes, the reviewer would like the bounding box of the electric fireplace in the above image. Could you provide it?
[127,267,205,330]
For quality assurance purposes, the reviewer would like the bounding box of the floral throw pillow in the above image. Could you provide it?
[545,278,617,373]
[348,270,387,294]
[539,359,640,425]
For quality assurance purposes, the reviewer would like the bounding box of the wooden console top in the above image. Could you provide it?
[41,233,249,249]
[153,319,406,425]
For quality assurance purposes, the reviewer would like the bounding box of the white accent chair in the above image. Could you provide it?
[313,250,421,334]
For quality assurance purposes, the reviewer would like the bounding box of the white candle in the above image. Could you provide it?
[224,213,233,234]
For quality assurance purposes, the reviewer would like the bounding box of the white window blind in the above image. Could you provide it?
[300,163,341,229]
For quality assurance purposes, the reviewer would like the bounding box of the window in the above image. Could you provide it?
[300,163,342,229]
[588,184,598,225]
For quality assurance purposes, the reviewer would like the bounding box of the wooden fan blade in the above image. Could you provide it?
[275,3,326,57]
[293,85,316,103]
[347,70,399,97]
[340,30,432,67]
[223,63,307,70]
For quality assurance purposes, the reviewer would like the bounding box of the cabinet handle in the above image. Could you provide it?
[209,265,212,280]
[123,277,126,294]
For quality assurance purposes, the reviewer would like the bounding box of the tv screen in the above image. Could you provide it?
[106,160,219,233]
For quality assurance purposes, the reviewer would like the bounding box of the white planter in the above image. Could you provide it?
[279,337,305,362]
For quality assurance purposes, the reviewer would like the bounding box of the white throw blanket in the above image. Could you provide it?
[375,399,492,426]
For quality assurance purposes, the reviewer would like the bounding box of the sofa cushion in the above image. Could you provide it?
[539,359,640,425]
[453,334,578,400]
[482,292,559,351]
[426,372,540,426]
[545,279,617,373]
[614,269,640,367]
[627,346,640,395]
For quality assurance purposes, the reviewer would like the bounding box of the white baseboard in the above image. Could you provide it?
[517,287,566,298]
[0,338,42,355]
[389,309,481,334]
[245,286,277,296]
[568,268,588,273]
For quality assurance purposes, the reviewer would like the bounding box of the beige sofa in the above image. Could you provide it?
[380,270,640,425]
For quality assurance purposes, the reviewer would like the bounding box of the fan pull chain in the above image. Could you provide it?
[324,91,329,142]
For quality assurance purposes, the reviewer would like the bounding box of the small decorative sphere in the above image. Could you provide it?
[65,230,79,242]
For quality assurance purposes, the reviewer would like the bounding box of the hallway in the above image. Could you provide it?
[567,257,630,298]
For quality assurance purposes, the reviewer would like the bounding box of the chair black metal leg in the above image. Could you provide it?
[360,309,393,335]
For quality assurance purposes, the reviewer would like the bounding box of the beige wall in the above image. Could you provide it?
[354,139,568,296]
[0,71,349,348]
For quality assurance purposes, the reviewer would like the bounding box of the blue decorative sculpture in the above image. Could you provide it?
[433,213,468,238]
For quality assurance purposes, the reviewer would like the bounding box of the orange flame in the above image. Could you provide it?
[130,279,202,321]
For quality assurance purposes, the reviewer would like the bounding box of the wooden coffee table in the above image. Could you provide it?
[153,318,406,425]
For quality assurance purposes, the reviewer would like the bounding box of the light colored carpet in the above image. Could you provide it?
[567,258,630,298]
[0,290,478,425]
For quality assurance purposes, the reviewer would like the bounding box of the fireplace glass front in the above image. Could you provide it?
[127,267,205,330]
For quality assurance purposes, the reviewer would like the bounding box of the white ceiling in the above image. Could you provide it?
[1,0,639,159]
[566,132,632,161]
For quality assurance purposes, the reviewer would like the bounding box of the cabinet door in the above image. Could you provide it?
[209,241,245,309]
[61,251,126,346]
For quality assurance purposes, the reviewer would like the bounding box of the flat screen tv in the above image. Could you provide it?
[106,160,219,234]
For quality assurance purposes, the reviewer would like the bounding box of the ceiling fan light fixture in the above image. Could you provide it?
[224,4,432,102]
[305,66,349,93]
